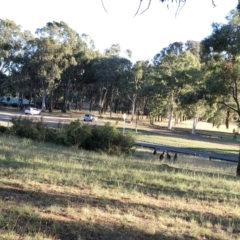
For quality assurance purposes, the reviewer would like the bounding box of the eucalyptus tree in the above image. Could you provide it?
[153,41,184,64]
[201,10,240,120]
[154,47,201,130]
[202,10,240,60]
[204,55,240,119]
[179,78,206,134]
[134,64,159,120]
[0,19,29,96]
[125,49,132,59]
[92,55,132,115]
[204,103,235,128]
[59,35,94,113]
[34,21,82,112]
[201,9,240,176]
[104,44,121,57]
[11,31,41,108]
[153,42,184,128]
[123,60,150,122]
[65,34,100,111]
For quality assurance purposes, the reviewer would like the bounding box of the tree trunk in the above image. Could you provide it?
[174,114,178,126]
[62,97,67,113]
[225,109,230,129]
[62,77,72,113]
[19,91,24,110]
[41,88,46,111]
[109,88,114,117]
[192,114,199,134]
[49,91,53,113]
[99,88,108,116]
[135,110,138,133]
[131,99,135,121]
[89,100,92,112]
[168,107,173,130]
[237,150,240,177]
[114,98,119,113]
[78,98,83,111]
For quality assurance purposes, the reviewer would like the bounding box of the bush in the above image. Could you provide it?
[10,116,46,141]
[0,125,8,134]
[8,118,135,155]
[83,122,135,155]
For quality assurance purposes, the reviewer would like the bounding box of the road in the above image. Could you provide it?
[0,110,93,126]
[0,110,238,163]
[135,141,238,163]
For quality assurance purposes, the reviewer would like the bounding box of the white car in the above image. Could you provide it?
[83,114,98,122]
[24,107,42,115]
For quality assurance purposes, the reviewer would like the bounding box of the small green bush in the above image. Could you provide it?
[10,116,46,141]
[0,125,8,133]
[8,118,135,155]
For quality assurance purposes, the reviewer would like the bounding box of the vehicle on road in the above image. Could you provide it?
[83,114,98,122]
[24,107,42,115]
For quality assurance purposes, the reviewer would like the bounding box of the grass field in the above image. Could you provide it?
[132,129,239,157]
[0,132,240,240]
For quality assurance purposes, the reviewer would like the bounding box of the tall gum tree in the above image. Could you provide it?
[125,61,149,122]
[0,19,28,96]
[201,10,240,120]
[34,21,83,112]
[154,46,201,130]
[92,55,132,116]
[201,9,240,176]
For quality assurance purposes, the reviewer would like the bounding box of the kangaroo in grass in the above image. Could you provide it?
[159,150,166,161]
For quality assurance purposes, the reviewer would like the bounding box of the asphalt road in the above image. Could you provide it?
[135,141,238,163]
[0,110,238,163]
[0,110,96,126]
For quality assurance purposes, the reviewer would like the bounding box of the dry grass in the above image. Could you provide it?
[0,133,240,240]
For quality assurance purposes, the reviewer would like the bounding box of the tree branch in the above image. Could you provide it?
[101,0,218,16]
[134,0,143,16]
[231,75,240,115]
[175,0,186,17]
[217,101,238,114]
[140,0,152,15]
[101,0,108,13]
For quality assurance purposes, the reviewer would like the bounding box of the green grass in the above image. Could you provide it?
[0,133,240,240]
[135,129,239,156]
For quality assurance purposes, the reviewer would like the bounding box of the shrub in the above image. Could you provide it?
[10,116,46,141]
[0,125,8,134]
[83,122,135,155]
[64,120,88,147]
[45,128,58,143]
[8,118,135,155]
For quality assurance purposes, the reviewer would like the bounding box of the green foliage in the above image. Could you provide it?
[9,118,135,155]
[10,117,46,141]
[207,107,226,128]
[0,125,8,133]
[64,120,92,147]
[86,122,135,154]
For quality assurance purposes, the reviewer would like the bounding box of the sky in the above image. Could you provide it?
[0,0,237,63]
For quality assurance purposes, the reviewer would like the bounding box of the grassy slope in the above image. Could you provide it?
[0,134,239,240]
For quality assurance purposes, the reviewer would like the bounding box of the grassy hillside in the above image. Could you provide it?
[0,134,239,240]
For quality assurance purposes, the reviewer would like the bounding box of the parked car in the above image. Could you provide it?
[24,107,42,115]
[83,114,98,122]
